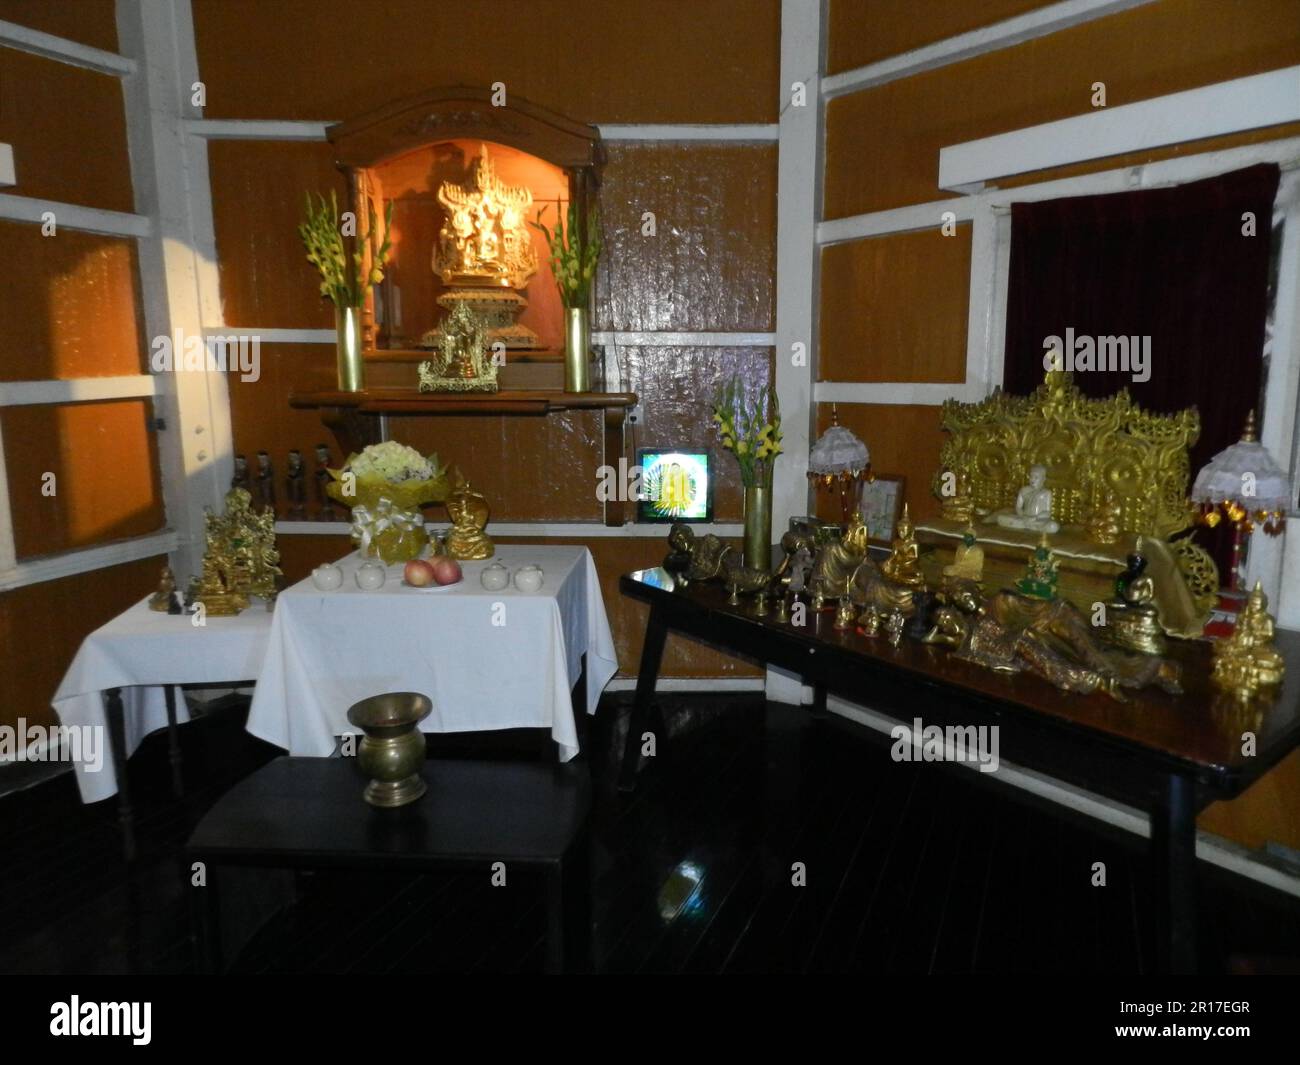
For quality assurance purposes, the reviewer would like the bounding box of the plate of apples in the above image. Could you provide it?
[402,556,463,590]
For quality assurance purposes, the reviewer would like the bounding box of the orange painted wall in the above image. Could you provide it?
[821,0,1300,853]
[0,10,165,744]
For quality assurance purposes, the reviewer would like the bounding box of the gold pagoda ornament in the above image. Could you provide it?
[423,143,540,352]
[191,487,282,616]
[1212,581,1285,701]
[418,301,499,393]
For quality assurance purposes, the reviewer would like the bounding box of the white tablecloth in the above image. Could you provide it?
[246,545,617,762]
[51,599,273,803]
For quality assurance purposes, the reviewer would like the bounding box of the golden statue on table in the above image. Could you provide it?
[1212,581,1285,700]
[445,478,495,560]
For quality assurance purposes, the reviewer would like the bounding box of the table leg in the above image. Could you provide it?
[190,860,222,974]
[811,683,828,720]
[104,687,136,863]
[545,827,593,974]
[164,685,184,798]
[618,607,668,792]
[1150,771,1197,974]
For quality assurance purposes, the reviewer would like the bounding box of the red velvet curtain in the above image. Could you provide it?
[1003,163,1280,577]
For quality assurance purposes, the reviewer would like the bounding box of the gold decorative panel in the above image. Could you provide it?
[934,371,1198,541]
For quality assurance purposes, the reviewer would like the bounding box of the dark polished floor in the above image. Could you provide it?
[2,692,1298,974]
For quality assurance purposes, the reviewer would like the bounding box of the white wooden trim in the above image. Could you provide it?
[203,327,335,344]
[591,331,776,347]
[0,375,157,407]
[940,65,1300,192]
[826,695,1300,897]
[816,196,974,246]
[0,422,15,574]
[0,17,136,76]
[117,0,232,581]
[0,143,14,187]
[0,531,177,592]
[814,381,981,406]
[598,124,778,143]
[275,520,745,539]
[184,118,332,141]
[0,192,150,237]
[821,0,1153,100]
[963,203,1000,399]
[606,677,766,693]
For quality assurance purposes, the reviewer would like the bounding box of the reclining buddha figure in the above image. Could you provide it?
[991,464,1060,534]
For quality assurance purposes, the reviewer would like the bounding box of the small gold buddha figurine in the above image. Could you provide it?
[1213,581,1285,699]
[1105,551,1165,656]
[148,565,176,612]
[834,596,856,630]
[1086,490,1123,545]
[942,525,984,582]
[1014,533,1058,600]
[940,469,975,525]
[445,479,495,560]
[880,503,925,589]
[808,512,870,605]
[858,606,881,637]
[885,610,907,648]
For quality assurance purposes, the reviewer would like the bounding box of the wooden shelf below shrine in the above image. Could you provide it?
[288,387,638,526]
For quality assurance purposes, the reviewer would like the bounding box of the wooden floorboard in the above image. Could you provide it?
[1,692,1298,974]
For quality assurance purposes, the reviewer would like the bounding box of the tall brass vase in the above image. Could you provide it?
[335,304,365,392]
[564,306,591,393]
[743,484,772,573]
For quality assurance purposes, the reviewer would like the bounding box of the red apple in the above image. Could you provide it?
[403,559,435,587]
[430,556,462,586]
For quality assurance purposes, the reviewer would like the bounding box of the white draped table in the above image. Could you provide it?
[247,546,618,762]
[51,545,617,822]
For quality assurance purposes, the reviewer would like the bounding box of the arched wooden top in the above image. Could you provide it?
[326,86,605,176]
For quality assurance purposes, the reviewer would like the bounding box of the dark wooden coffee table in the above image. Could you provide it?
[187,757,592,973]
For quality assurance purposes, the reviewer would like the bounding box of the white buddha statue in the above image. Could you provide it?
[992,464,1060,534]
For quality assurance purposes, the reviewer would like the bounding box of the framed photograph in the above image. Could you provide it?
[859,475,905,546]
[635,448,714,523]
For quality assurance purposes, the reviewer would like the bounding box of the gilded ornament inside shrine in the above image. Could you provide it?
[423,143,541,352]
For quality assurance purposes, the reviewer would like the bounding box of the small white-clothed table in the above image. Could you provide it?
[51,599,273,803]
[247,545,617,762]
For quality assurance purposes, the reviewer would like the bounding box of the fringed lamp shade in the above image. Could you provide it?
[1191,410,1291,589]
[807,407,871,525]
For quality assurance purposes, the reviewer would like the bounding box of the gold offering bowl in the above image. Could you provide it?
[346,692,433,808]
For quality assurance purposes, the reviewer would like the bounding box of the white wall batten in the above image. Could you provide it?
[816,195,975,247]
[940,65,1300,192]
[963,203,1001,399]
[117,0,233,581]
[768,0,824,706]
[184,118,332,141]
[0,17,137,76]
[0,192,150,238]
[0,142,14,187]
[593,331,776,347]
[0,424,14,575]
[0,531,178,593]
[203,327,336,344]
[0,375,157,407]
[606,677,766,693]
[820,0,1152,100]
[597,124,778,142]
[814,381,982,406]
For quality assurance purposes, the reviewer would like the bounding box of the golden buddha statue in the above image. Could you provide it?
[1086,490,1122,545]
[148,565,176,612]
[881,503,924,588]
[1212,581,1285,699]
[940,468,975,525]
[808,512,870,606]
[942,525,984,582]
[445,479,495,560]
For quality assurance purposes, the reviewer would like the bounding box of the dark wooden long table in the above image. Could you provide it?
[618,567,1300,973]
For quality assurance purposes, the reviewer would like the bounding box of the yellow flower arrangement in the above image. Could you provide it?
[712,376,782,488]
